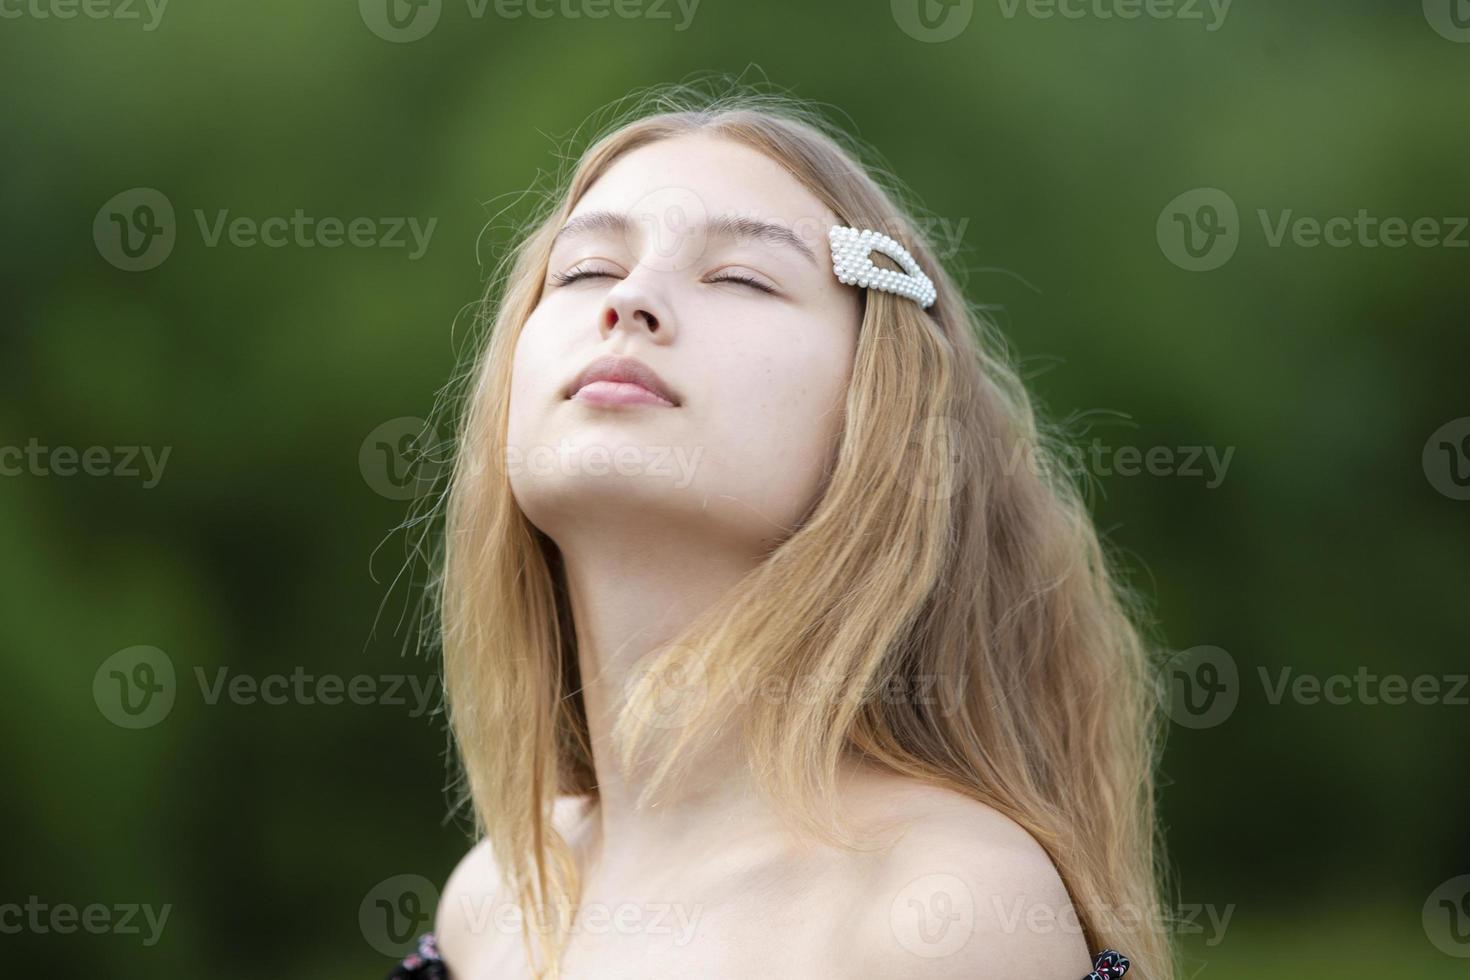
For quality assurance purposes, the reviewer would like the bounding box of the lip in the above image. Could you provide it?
[565,354,681,408]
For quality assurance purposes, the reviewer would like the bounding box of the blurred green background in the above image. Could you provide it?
[2,1,1467,976]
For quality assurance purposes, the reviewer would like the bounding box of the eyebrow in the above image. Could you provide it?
[553,209,819,265]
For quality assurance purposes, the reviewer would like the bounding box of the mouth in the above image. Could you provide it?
[565,354,682,408]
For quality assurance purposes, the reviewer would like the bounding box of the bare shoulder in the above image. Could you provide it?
[435,794,595,969]
[846,776,1093,980]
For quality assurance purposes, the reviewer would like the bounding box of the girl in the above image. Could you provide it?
[391,82,1169,980]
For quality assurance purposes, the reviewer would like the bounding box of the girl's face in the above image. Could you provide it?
[507,133,863,554]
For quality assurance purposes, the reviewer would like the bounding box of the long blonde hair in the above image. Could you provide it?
[435,77,1173,979]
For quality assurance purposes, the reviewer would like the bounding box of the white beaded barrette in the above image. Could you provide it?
[828,225,937,309]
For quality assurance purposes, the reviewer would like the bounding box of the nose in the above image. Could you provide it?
[600,271,673,343]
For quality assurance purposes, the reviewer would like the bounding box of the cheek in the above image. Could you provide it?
[696,331,854,526]
[506,314,559,442]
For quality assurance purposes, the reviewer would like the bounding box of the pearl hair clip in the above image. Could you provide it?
[828,225,937,309]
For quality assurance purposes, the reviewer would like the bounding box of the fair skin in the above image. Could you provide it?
[436,133,1092,979]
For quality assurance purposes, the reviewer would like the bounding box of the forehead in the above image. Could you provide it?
[569,133,839,248]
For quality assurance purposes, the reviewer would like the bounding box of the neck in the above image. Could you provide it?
[556,524,772,865]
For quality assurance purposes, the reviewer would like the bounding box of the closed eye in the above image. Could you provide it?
[705,272,777,295]
[549,267,779,295]
[549,267,616,287]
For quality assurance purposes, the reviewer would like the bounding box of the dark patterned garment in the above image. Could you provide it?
[387,933,1130,979]
[389,934,448,980]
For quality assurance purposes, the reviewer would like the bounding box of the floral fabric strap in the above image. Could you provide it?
[386,933,447,980]
[1086,948,1130,979]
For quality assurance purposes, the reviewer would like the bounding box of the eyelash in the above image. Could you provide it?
[550,267,777,295]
